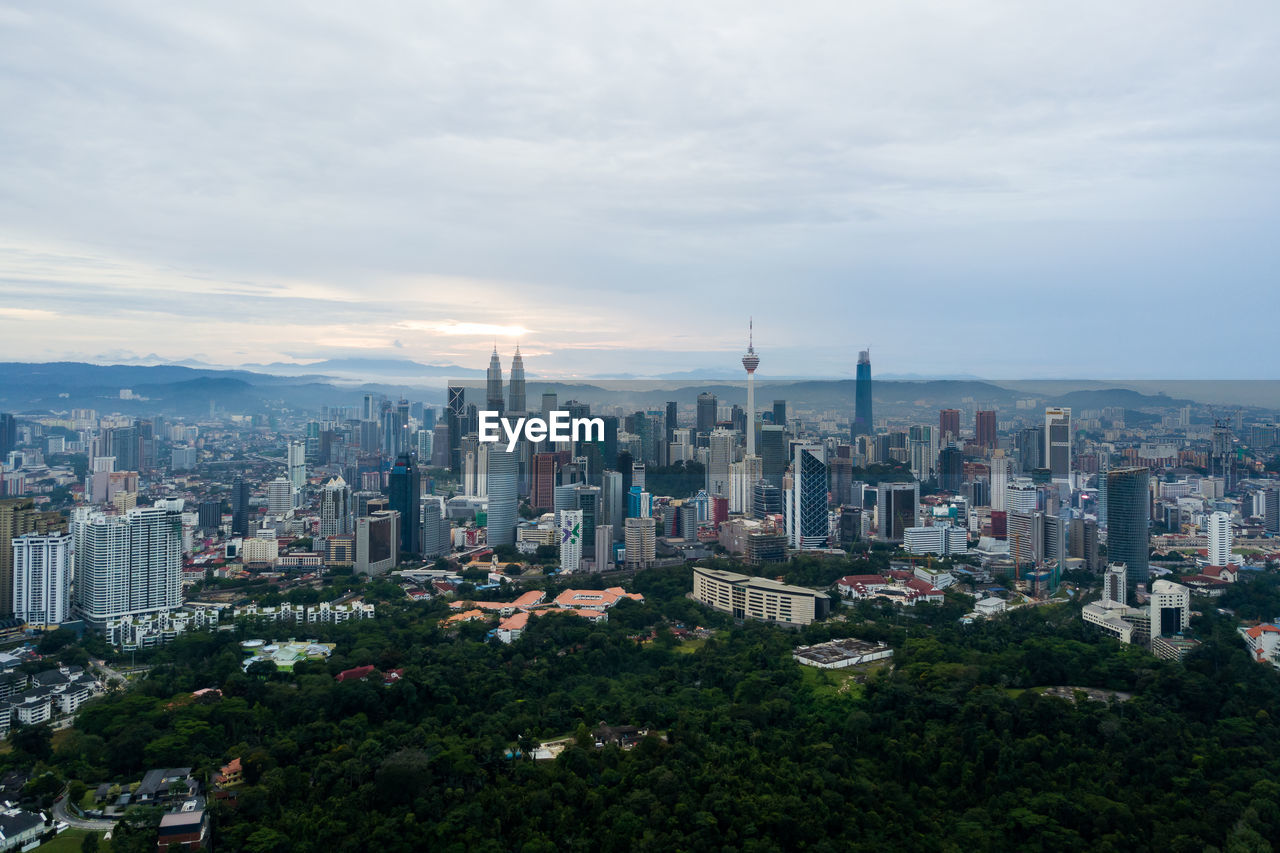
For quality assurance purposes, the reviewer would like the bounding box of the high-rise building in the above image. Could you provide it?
[1102,563,1127,605]
[631,462,646,492]
[696,393,717,434]
[1,497,68,617]
[877,482,918,542]
[267,476,294,516]
[624,516,656,569]
[288,441,306,491]
[772,400,786,428]
[486,346,505,415]
[627,486,652,519]
[73,506,182,633]
[853,350,873,437]
[532,453,559,511]
[787,445,828,549]
[1068,518,1100,572]
[420,497,450,559]
[486,446,519,548]
[989,456,1011,511]
[197,500,222,532]
[759,425,787,489]
[594,524,614,571]
[938,446,964,493]
[388,454,421,555]
[355,510,399,575]
[0,413,15,459]
[602,470,624,541]
[1106,467,1151,601]
[665,401,678,443]
[12,532,72,628]
[939,409,960,443]
[508,346,526,413]
[707,430,734,498]
[1150,579,1190,637]
[908,424,938,483]
[753,480,781,519]
[975,411,997,449]
[231,476,250,537]
[1045,407,1072,483]
[742,320,760,457]
[1005,477,1038,514]
[447,385,466,475]
[560,509,583,573]
[1207,511,1231,567]
[319,476,352,538]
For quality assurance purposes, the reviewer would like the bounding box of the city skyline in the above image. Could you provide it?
[2,3,1278,378]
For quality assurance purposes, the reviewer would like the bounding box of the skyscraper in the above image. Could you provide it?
[853,350,873,437]
[1045,407,1072,483]
[12,532,71,628]
[1,498,67,617]
[696,393,717,434]
[388,454,421,555]
[560,509,583,573]
[508,345,526,413]
[759,425,787,489]
[624,517,656,569]
[0,413,15,458]
[1106,467,1151,601]
[707,429,734,498]
[288,441,306,490]
[877,482,919,542]
[421,497,450,559]
[73,506,182,634]
[939,409,960,443]
[486,346,505,415]
[665,401,678,443]
[319,476,352,538]
[231,476,250,537]
[772,400,786,429]
[485,446,519,548]
[1207,511,1231,567]
[787,445,828,549]
[742,319,759,457]
[267,476,294,516]
[975,410,997,449]
[447,385,466,475]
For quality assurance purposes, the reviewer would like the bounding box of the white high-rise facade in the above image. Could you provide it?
[1005,477,1038,514]
[288,441,306,491]
[989,456,1010,511]
[560,509,583,573]
[730,455,763,515]
[267,476,294,516]
[12,532,72,628]
[624,516,656,569]
[1207,511,1231,567]
[319,476,352,537]
[707,429,734,498]
[73,506,183,633]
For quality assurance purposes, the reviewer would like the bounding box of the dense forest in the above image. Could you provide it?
[9,565,1280,852]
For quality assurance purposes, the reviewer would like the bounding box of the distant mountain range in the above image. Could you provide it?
[4,360,1270,418]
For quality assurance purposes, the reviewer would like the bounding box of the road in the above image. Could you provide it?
[52,792,116,832]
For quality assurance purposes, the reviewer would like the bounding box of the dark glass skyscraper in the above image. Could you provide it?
[854,350,872,437]
[486,347,505,415]
[1106,467,1150,601]
[665,401,678,443]
[388,454,421,556]
[508,346,526,413]
[231,476,250,537]
[772,400,786,428]
[447,385,465,475]
[696,393,717,434]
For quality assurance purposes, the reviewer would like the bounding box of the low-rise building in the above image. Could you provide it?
[693,566,830,626]
[836,571,944,607]
[793,638,893,669]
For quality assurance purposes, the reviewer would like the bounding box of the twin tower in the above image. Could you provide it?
[485,345,526,415]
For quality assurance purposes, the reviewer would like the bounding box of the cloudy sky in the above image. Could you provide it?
[1,2,1277,379]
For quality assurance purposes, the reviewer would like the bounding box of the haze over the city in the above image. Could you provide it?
[1,1,1278,377]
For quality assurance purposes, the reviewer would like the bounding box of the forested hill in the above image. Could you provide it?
[16,566,1280,851]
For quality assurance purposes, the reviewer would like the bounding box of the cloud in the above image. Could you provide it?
[0,2,1278,378]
